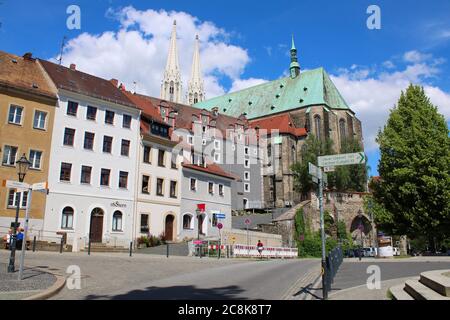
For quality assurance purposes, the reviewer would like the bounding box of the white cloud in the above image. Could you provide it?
[403,50,432,63]
[57,6,264,100]
[230,78,268,93]
[331,58,450,152]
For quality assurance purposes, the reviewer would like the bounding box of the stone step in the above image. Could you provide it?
[388,284,414,300]
[419,270,450,297]
[404,279,450,300]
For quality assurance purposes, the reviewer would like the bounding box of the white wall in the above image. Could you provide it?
[43,90,140,250]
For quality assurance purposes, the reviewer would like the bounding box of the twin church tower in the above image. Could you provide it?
[161,21,205,105]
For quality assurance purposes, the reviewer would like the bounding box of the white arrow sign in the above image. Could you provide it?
[324,166,335,173]
[32,182,48,191]
[309,163,319,177]
[318,152,366,167]
[2,180,30,190]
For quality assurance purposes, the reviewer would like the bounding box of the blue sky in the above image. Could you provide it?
[1,0,449,176]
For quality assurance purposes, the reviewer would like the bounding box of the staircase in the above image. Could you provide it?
[389,270,450,300]
[80,242,129,253]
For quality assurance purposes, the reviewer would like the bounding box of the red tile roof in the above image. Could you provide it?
[182,162,236,180]
[123,91,165,123]
[0,51,56,100]
[38,59,137,108]
[250,113,307,137]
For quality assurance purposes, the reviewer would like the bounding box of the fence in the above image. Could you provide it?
[323,246,344,298]
[232,244,298,259]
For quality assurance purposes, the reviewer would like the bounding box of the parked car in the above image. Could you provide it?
[363,247,377,257]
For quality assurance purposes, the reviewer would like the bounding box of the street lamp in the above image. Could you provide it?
[195,208,203,258]
[358,209,363,261]
[8,154,31,273]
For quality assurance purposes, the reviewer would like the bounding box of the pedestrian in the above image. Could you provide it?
[16,228,24,251]
[3,229,12,250]
[257,240,264,258]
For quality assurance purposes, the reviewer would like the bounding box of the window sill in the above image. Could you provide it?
[7,206,25,210]
[170,196,178,199]
[2,164,16,168]
[29,167,43,172]
[59,180,72,184]
[156,194,164,197]
[80,183,92,186]
[111,230,123,234]
[33,127,47,131]
[8,122,23,126]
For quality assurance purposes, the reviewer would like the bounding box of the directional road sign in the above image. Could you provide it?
[2,180,30,189]
[318,152,366,167]
[216,213,226,219]
[32,182,48,191]
[324,166,335,173]
[309,163,319,177]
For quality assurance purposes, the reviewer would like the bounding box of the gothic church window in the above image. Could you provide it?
[339,119,347,147]
[314,115,321,140]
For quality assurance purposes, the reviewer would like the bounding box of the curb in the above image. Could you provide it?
[23,273,66,300]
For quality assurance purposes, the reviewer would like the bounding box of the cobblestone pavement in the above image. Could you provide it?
[0,262,56,300]
[0,250,251,299]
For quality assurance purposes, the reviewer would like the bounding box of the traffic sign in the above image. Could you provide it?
[244,218,251,225]
[32,182,48,191]
[318,152,366,167]
[217,223,223,230]
[216,213,226,219]
[2,180,30,190]
[324,166,335,173]
[308,163,319,177]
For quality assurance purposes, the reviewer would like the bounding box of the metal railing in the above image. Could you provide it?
[324,246,344,299]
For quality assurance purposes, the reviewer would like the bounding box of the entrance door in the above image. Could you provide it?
[165,215,174,241]
[198,214,205,235]
[90,208,104,243]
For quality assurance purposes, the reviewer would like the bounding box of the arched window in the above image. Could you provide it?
[169,81,175,102]
[194,93,198,104]
[291,144,296,163]
[183,214,193,230]
[339,119,347,146]
[314,115,321,140]
[61,207,74,229]
[112,211,123,231]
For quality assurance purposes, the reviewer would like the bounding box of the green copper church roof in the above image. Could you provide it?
[194,67,350,120]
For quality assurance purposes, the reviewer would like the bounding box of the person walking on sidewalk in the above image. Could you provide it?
[257,240,264,259]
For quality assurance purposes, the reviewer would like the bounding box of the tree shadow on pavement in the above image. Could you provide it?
[85,285,246,300]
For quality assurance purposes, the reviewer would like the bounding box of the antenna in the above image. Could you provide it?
[58,36,67,65]
[133,81,137,94]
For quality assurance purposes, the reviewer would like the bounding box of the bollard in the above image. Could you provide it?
[32,236,36,252]
[59,237,64,254]
[129,241,133,257]
[166,243,169,258]
[88,239,91,256]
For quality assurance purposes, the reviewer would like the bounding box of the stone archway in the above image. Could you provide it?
[350,215,372,246]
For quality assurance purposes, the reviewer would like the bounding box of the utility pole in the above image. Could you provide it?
[318,169,327,300]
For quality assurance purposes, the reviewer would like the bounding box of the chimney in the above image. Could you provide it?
[23,52,33,61]
[110,79,119,88]
[70,63,76,70]
[119,83,126,91]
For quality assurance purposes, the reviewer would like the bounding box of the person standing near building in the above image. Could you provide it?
[257,240,264,258]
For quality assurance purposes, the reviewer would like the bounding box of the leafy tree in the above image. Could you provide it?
[292,135,368,196]
[374,84,450,250]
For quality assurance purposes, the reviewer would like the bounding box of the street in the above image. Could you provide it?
[0,250,319,300]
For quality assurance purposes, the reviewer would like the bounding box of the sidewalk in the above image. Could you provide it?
[0,262,59,300]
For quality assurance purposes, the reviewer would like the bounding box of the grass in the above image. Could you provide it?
[394,255,411,259]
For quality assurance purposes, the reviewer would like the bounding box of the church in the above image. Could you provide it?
[159,22,364,209]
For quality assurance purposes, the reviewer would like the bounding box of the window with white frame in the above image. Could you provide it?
[188,135,193,145]
[29,150,42,169]
[61,206,74,229]
[112,211,123,231]
[2,145,18,166]
[33,110,47,129]
[190,178,197,191]
[214,140,220,150]
[244,171,250,181]
[8,105,23,125]
[183,214,193,230]
[219,184,224,196]
[244,183,250,193]
[7,189,28,208]
[208,182,214,195]
[214,153,220,163]
[244,159,250,168]
[244,147,249,155]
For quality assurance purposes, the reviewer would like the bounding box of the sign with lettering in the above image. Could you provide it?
[111,201,126,208]
[318,152,366,167]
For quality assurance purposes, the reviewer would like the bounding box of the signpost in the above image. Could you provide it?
[318,152,366,167]
[217,223,223,259]
[1,180,48,280]
[244,218,251,255]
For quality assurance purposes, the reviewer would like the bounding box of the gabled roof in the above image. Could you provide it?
[122,91,165,124]
[194,68,350,120]
[250,113,307,137]
[0,51,56,100]
[182,162,236,180]
[38,59,137,108]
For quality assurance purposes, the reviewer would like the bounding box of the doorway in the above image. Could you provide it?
[165,215,175,241]
[90,208,104,243]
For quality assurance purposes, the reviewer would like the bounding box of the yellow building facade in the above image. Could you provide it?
[0,51,57,233]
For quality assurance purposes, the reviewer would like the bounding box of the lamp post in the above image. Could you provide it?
[8,154,31,273]
[358,209,363,261]
[196,208,202,258]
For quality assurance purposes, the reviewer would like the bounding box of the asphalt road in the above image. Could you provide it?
[85,259,320,300]
[0,250,319,300]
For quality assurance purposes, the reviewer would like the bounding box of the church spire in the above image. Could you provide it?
[187,35,205,105]
[161,20,183,103]
[289,34,300,79]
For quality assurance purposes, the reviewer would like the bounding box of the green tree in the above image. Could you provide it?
[292,135,368,196]
[374,84,450,249]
